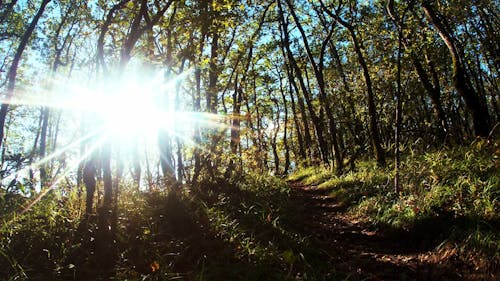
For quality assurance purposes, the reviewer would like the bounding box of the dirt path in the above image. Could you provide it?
[289,182,464,281]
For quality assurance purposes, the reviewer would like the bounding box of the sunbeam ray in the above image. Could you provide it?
[7,133,110,225]
[1,126,106,186]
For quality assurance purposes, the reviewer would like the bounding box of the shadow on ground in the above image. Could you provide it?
[48,181,498,280]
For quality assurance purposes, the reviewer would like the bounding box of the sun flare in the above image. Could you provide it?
[0,67,229,191]
[60,70,188,143]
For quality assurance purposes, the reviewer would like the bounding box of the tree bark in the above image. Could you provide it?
[278,0,329,165]
[320,1,386,166]
[279,74,291,174]
[83,158,96,216]
[422,0,491,137]
[286,0,343,172]
[387,0,403,193]
[0,0,51,150]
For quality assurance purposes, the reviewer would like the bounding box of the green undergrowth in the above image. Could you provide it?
[0,188,83,280]
[1,173,336,280]
[1,141,498,280]
[289,140,499,272]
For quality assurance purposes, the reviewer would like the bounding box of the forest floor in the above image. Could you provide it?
[288,181,488,281]
[2,144,498,280]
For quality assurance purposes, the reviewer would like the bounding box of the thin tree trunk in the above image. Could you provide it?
[387,0,403,193]
[192,12,208,183]
[39,108,49,187]
[278,0,329,165]
[279,74,291,174]
[286,0,343,172]
[284,62,306,161]
[28,109,43,189]
[0,0,51,150]
[387,1,448,140]
[422,1,491,137]
[175,60,185,182]
[320,1,386,166]
[226,73,242,178]
[271,97,281,175]
[288,64,310,161]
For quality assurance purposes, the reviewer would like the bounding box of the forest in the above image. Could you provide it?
[0,0,498,280]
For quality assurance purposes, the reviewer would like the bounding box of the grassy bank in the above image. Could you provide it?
[289,140,499,273]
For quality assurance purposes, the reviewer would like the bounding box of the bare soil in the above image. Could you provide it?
[289,181,496,281]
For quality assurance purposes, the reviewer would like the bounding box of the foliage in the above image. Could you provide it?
[1,0,499,279]
[289,142,500,272]
[0,174,335,280]
[0,188,82,280]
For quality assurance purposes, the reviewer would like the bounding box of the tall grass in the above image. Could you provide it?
[289,141,499,271]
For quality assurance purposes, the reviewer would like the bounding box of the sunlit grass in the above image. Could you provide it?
[290,142,499,271]
[2,142,498,279]
[288,166,331,186]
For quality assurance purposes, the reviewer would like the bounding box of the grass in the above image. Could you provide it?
[0,174,335,280]
[289,140,500,272]
[1,141,498,279]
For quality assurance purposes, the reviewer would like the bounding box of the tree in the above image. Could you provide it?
[278,0,330,166]
[39,0,84,187]
[320,0,386,167]
[421,0,491,137]
[0,0,52,151]
[285,0,343,172]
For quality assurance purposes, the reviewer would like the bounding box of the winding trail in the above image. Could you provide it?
[289,181,465,281]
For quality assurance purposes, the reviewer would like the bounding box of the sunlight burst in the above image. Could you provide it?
[1,66,232,196]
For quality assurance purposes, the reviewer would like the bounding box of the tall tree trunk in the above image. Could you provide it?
[39,108,49,187]
[279,74,291,174]
[329,40,364,167]
[205,31,220,177]
[83,157,96,216]
[207,33,219,114]
[348,27,385,166]
[192,66,203,183]
[158,9,178,185]
[387,0,403,193]
[93,0,133,222]
[287,64,310,161]
[320,2,386,166]
[278,0,329,165]
[271,97,281,175]
[226,74,242,177]
[28,110,43,189]
[387,1,448,140]
[192,6,208,183]
[39,4,75,187]
[284,62,306,161]
[422,1,491,137]
[175,60,185,182]
[286,0,343,172]
[414,56,448,138]
[0,0,51,150]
